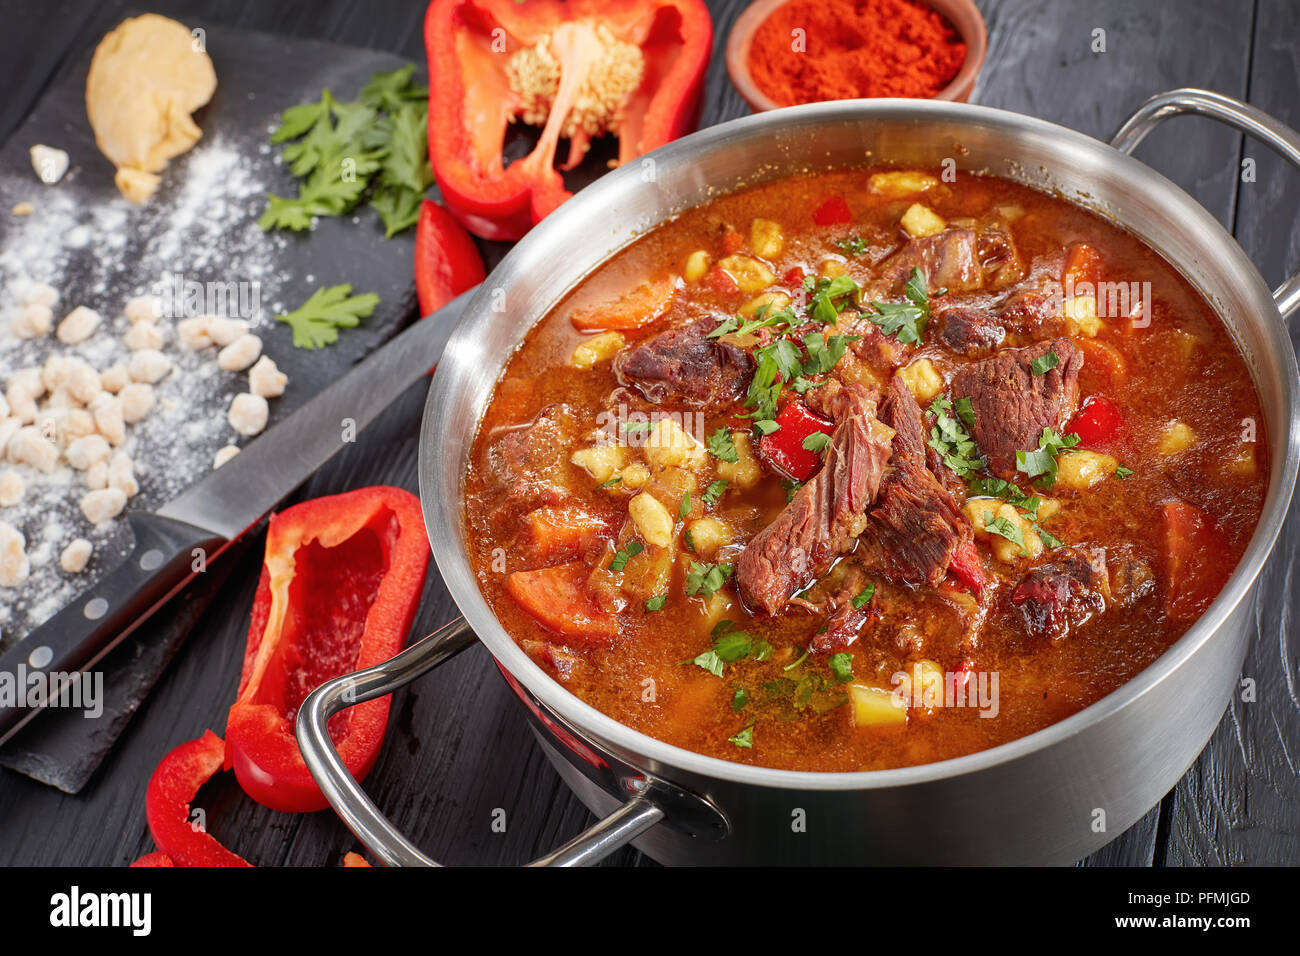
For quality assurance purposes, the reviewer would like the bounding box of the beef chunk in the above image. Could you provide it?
[949,338,1083,480]
[1106,546,1156,608]
[847,319,913,370]
[863,378,974,588]
[977,224,1025,290]
[997,290,1064,339]
[614,318,753,405]
[937,306,1006,356]
[1011,546,1110,640]
[736,385,892,615]
[881,229,982,293]
[487,403,578,504]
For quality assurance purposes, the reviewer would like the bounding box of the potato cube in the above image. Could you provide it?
[1225,444,1256,476]
[900,203,946,238]
[686,517,733,559]
[1157,420,1197,456]
[684,250,711,283]
[629,492,674,548]
[819,257,847,279]
[570,331,626,369]
[645,417,707,472]
[740,291,791,318]
[1055,450,1119,490]
[868,170,938,198]
[570,443,628,484]
[717,255,775,295]
[898,358,943,402]
[716,431,761,489]
[693,591,732,633]
[1063,294,1101,336]
[849,684,908,727]
[620,462,650,490]
[750,218,784,259]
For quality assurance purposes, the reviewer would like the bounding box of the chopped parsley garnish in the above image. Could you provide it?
[677,493,691,522]
[684,528,695,552]
[728,724,755,749]
[644,595,667,612]
[685,561,733,599]
[594,475,622,490]
[706,428,739,463]
[865,267,937,345]
[928,396,984,477]
[808,274,862,325]
[852,584,876,609]
[783,646,811,672]
[754,419,781,436]
[983,510,1028,557]
[954,396,976,427]
[835,236,869,256]
[784,479,803,503]
[621,420,653,435]
[702,480,728,505]
[967,476,1041,513]
[801,332,858,376]
[688,622,772,677]
[1033,523,1065,549]
[731,687,750,712]
[1031,350,1060,375]
[609,541,644,573]
[802,431,832,454]
[828,653,854,683]
[275,284,380,349]
[1016,427,1081,485]
[1115,465,1134,479]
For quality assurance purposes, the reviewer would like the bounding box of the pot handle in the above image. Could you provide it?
[1110,88,1300,320]
[295,616,665,867]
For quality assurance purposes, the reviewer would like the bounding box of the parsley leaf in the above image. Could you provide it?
[967,477,1041,513]
[731,687,750,712]
[1031,350,1060,375]
[802,431,832,454]
[359,65,428,112]
[852,584,876,609]
[702,480,728,505]
[706,428,739,463]
[728,724,755,749]
[609,541,644,573]
[1016,428,1082,484]
[686,561,734,599]
[828,653,854,683]
[835,236,868,256]
[928,397,984,477]
[644,594,667,612]
[1115,465,1134,479]
[275,284,379,349]
[369,185,422,238]
[983,509,1028,557]
[865,267,936,345]
[678,493,691,522]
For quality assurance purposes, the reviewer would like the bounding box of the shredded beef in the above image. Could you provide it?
[613,318,753,405]
[1011,546,1110,640]
[881,229,983,293]
[949,338,1083,480]
[937,306,1006,356]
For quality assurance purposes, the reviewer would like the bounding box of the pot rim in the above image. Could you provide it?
[421,96,1300,793]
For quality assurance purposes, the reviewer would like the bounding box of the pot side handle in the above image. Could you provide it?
[1111,88,1300,322]
[295,615,666,867]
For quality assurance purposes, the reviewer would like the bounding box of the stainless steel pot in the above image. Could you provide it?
[298,89,1300,865]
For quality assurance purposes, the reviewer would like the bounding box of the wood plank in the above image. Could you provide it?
[1162,0,1300,866]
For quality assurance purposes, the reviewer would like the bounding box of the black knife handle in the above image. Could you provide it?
[0,512,227,745]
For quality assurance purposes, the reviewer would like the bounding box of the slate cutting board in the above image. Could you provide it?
[0,22,431,790]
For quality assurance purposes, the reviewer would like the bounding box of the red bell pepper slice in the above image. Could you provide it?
[1161,500,1230,620]
[425,0,712,240]
[1066,396,1123,448]
[759,401,835,482]
[812,195,853,226]
[414,199,486,318]
[224,487,430,813]
[947,540,985,598]
[129,852,176,867]
[145,731,250,867]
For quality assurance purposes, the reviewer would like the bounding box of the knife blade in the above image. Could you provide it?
[0,290,475,745]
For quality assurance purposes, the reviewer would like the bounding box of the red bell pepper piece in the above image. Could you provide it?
[1066,396,1123,447]
[759,401,835,482]
[343,852,372,867]
[414,199,486,318]
[703,266,739,297]
[947,540,985,598]
[224,487,430,813]
[129,852,176,867]
[1161,501,1230,619]
[425,0,712,240]
[145,731,250,867]
[812,195,853,226]
[781,265,806,288]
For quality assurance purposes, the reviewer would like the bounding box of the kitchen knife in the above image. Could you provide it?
[0,290,475,745]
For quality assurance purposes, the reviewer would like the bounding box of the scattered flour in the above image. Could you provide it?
[0,135,291,646]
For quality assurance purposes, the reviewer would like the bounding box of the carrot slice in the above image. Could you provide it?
[1161,501,1230,619]
[569,276,676,331]
[506,562,618,643]
[1078,338,1129,387]
[522,506,612,562]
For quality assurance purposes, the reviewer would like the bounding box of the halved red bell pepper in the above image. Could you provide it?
[415,199,486,318]
[145,731,250,867]
[224,487,430,813]
[425,0,712,240]
[130,852,176,867]
[759,401,835,482]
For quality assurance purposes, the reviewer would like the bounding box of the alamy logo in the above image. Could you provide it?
[49,886,151,936]
[0,666,103,718]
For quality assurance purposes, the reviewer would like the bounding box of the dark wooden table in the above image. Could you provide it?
[1,0,1296,867]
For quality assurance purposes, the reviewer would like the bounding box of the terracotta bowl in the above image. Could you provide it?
[725,0,988,111]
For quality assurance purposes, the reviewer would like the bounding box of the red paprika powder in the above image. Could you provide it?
[747,0,966,105]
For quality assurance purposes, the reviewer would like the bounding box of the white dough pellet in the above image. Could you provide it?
[0,418,21,455]
[59,409,96,444]
[42,355,71,393]
[65,362,102,405]
[118,383,154,423]
[123,295,160,323]
[30,144,70,184]
[217,333,262,372]
[123,320,164,351]
[212,444,240,468]
[85,460,108,490]
[176,316,214,350]
[80,487,127,525]
[91,396,125,446]
[248,355,287,398]
[5,385,36,425]
[20,280,58,309]
[60,538,93,573]
[11,367,44,399]
[56,305,101,344]
[0,468,24,507]
[227,393,268,436]
[0,392,7,419]
[208,317,250,347]
[100,363,129,393]
[127,349,171,384]
[107,451,138,497]
[65,434,111,470]
[0,521,30,587]
[12,303,52,338]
